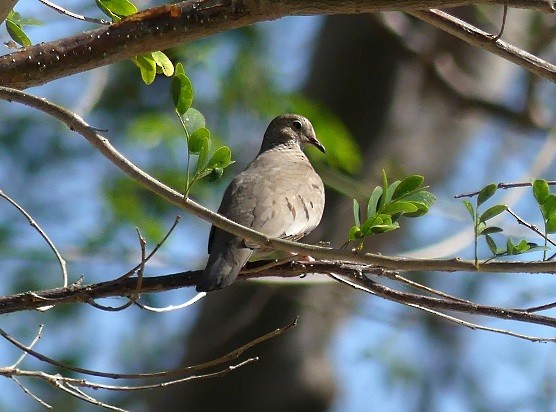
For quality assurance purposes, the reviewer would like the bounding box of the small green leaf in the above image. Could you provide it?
[5,20,31,47]
[392,175,424,199]
[403,202,430,218]
[479,204,507,222]
[381,201,419,215]
[353,199,361,227]
[97,0,137,16]
[174,62,186,77]
[477,183,497,207]
[207,146,233,169]
[515,239,530,253]
[132,54,156,85]
[506,238,516,254]
[182,108,205,134]
[485,234,498,255]
[480,226,503,235]
[188,128,209,154]
[382,181,400,209]
[533,179,549,205]
[367,186,382,218]
[348,226,363,241]
[152,51,174,76]
[463,200,475,220]
[172,74,193,115]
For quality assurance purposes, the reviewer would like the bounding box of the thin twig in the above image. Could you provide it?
[38,0,110,25]
[491,5,508,41]
[455,181,556,198]
[0,319,296,379]
[0,189,68,287]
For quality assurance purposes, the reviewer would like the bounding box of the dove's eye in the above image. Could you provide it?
[292,120,302,130]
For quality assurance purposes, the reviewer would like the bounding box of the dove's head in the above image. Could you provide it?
[262,114,326,154]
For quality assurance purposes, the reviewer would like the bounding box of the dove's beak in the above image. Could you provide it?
[311,138,326,154]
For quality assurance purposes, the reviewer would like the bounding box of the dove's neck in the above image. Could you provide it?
[259,139,301,154]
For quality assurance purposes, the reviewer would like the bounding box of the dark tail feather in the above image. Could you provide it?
[196,245,252,292]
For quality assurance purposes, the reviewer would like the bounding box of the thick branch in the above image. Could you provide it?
[0,0,554,89]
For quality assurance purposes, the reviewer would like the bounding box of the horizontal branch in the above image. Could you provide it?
[0,0,554,89]
[2,262,556,335]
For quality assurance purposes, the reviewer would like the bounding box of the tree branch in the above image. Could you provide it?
[409,8,556,82]
[0,0,554,89]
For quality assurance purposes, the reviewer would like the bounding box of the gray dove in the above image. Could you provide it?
[196,114,326,292]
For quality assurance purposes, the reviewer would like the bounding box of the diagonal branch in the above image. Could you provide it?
[0,0,554,89]
[409,8,556,82]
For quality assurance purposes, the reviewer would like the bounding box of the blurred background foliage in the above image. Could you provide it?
[2,1,556,411]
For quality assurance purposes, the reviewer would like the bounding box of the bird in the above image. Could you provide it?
[196,114,326,292]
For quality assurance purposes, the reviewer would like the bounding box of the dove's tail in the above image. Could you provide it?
[196,243,253,292]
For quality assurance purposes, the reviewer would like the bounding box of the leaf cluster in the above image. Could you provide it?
[348,171,435,249]
[463,183,542,262]
[171,63,234,196]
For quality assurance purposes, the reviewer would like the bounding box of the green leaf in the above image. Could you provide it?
[403,191,436,217]
[515,239,530,253]
[533,179,549,205]
[207,146,233,169]
[182,108,205,134]
[541,194,556,218]
[95,0,118,19]
[174,62,186,77]
[392,175,424,200]
[463,200,475,220]
[379,170,389,210]
[132,54,156,85]
[348,226,363,241]
[506,238,516,254]
[479,204,507,222]
[381,201,418,215]
[353,199,361,227]
[152,51,174,76]
[485,234,498,255]
[477,183,497,207]
[367,186,382,218]
[480,226,503,235]
[96,0,137,17]
[172,74,193,115]
[188,128,209,154]
[6,20,31,47]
